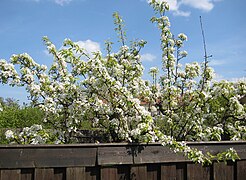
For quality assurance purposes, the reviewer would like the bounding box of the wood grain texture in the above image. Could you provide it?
[98,146,134,165]
[101,166,117,180]
[34,168,54,180]
[147,164,159,180]
[176,163,186,180]
[0,147,97,168]
[117,165,130,180]
[66,167,85,180]
[130,165,147,180]
[85,167,99,180]
[97,142,246,165]
[54,168,66,180]
[213,162,234,180]
[160,164,176,180]
[21,169,34,180]
[0,142,245,180]
[237,160,246,180]
[187,163,210,180]
[0,169,21,180]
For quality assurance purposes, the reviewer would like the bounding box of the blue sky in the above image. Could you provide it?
[0,0,246,103]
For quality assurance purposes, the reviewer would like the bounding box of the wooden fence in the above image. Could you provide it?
[0,141,246,180]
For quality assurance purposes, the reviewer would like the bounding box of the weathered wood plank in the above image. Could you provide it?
[133,146,185,164]
[0,147,97,168]
[84,167,99,180]
[0,141,245,180]
[34,168,54,180]
[130,165,147,180]
[213,162,234,180]
[187,163,210,180]
[160,164,176,180]
[98,146,133,165]
[21,169,34,180]
[237,160,246,180]
[0,169,21,180]
[98,145,185,165]
[117,165,130,180]
[98,142,246,165]
[176,163,186,180]
[66,167,85,180]
[191,143,246,160]
[53,168,65,180]
[147,164,159,180]
[0,142,245,168]
[101,166,117,180]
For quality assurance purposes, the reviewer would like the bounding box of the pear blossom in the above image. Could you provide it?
[0,0,244,165]
[5,130,14,139]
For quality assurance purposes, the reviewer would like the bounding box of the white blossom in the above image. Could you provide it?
[5,130,14,139]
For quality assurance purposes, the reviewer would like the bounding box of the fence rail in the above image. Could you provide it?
[0,141,246,180]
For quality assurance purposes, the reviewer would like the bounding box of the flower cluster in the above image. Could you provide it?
[0,0,245,164]
[148,0,245,163]
[4,125,61,144]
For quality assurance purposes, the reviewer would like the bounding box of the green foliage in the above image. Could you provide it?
[0,99,45,128]
[0,0,245,165]
[207,148,240,164]
[0,128,9,144]
[0,97,45,144]
[148,1,245,143]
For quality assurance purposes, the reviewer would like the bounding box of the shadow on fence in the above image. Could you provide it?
[0,141,246,180]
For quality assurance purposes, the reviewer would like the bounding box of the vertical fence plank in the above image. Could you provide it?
[147,164,159,180]
[34,168,54,180]
[21,169,34,180]
[101,166,117,180]
[161,164,176,180]
[85,167,99,180]
[0,169,21,180]
[53,168,65,180]
[237,160,246,180]
[187,163,210,180]
[176,163,186,180]
[66,167,85,180]
[0,143,245,180]
[130,165,147,180]
[85,166,100,180]
[213,162,234,180]
[117,165,130,180]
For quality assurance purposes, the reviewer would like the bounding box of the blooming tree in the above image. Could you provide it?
[0,0,245,164]
[148,0,246,142]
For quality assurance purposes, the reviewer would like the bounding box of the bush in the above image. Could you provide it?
[0,104,45,128]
